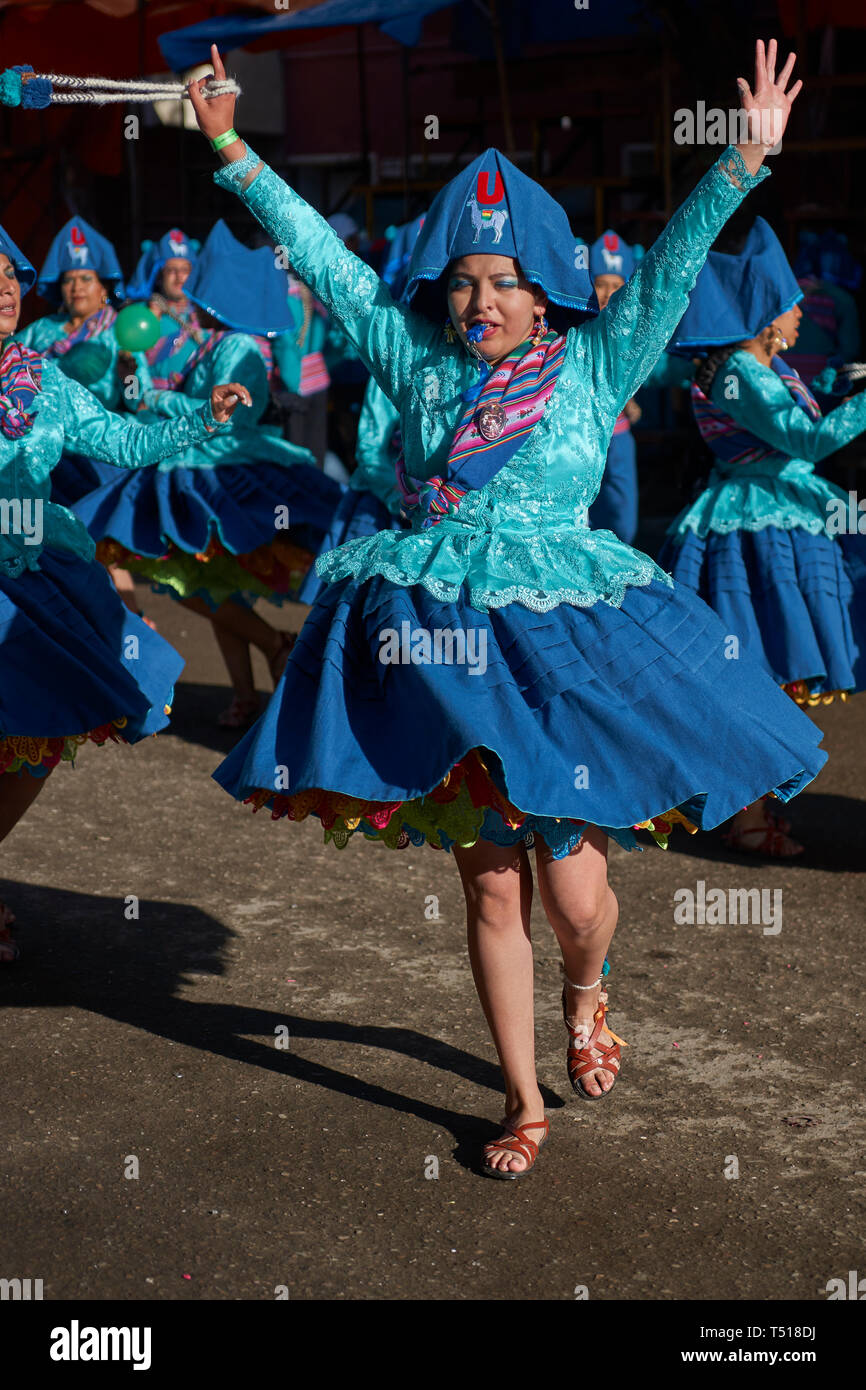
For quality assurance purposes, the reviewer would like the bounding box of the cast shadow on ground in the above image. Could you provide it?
[0,880,566,1173]
[159,681,270,756]
[639,792,864,872]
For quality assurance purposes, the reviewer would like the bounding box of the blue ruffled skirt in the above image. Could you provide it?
[297,486,404,605]
[0,547,183,755]
[658,525,866,695]
[73,459,343,559]
[50,453,127,510]
[213,572,827,857]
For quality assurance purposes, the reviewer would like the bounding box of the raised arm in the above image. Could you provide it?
[583,39,801,417]
[51,361,249,467]
[714,351,866,464]
[188,47,442,407]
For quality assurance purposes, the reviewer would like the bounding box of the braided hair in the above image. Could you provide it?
[694,343,739,397]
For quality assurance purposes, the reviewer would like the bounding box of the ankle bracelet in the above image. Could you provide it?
[562,972,602,991]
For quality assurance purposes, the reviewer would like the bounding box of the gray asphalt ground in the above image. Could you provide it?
[2,583,864,1302]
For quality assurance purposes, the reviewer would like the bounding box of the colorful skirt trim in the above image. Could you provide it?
[96,535,313,610]
[0,717,131,778]
[246,747,700,855]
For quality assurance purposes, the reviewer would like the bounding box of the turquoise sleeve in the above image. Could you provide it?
[214,155,443,406]
[352,379,404,514]
[582,147,770,418]
[715,351,866,463]
[54,362,224,465]
[641,354,694,391]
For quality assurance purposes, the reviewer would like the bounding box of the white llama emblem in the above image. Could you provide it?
[601,246,624,273]
[466,197,510,245]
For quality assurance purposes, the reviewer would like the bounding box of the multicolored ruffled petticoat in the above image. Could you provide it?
[73,459,343,609]
[0,547,184,775]
[213,570,827,859]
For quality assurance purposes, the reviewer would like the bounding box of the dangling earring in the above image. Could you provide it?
[443,320,457,344]
[531,314,548,347]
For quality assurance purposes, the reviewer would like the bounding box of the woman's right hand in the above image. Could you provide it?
[210,381,253,423]
[188,44,238,148]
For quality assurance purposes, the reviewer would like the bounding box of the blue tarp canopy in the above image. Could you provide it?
[158,0,460,70]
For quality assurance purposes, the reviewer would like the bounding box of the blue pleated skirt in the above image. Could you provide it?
[657,525,866,695]
[297,486,404,606]
[72,459,343,559]
[50,453,127,510]
[213,571,827,857]
[0,547,184,744]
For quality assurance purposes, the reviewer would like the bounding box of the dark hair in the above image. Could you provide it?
[694,343,739,397]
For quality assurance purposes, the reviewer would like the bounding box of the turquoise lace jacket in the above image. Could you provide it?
[0,359,223,578]
[215,145,768,612]
[15,313,122,410]
[130,333,315,473]
[351,379,404,515]
[669,348,866,540]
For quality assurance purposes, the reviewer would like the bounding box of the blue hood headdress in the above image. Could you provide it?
[126,227,201,301]
[403,148,598,333]
[669,218,803,357]
[36,217,124,305]
[0,223,36,295]
[793,229,862,291]
[589,229,642,282]
[183,220,295,337]
[383,213,426,301]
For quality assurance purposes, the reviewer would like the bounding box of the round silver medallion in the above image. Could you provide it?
[476,403,507,440]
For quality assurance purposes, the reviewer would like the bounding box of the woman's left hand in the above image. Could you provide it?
[211,382,252,422]
[736,39,802,169]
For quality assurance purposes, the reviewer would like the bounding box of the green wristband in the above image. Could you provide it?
[211,129,239,152]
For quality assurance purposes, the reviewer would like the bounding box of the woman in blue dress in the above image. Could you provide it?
[12,217,149,614]
[0,222,248,961]
[75,219,344,727]
[659,217,866,856]
[192,42,818,1179]
[125,227,207,390]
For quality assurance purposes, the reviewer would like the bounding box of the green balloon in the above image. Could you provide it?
[114,305,161,352]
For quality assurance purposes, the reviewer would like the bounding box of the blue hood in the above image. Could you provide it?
[36,217,125,305]
[183,220,295,336]
[669,218,803,356]
[0,223,36,295]
[403,148,598,332]
[126,228,201,301]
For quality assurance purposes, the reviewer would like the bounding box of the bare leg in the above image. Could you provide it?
[105,565,140,613]
[0,768,52,960]
[534,826,620,1097]
[0,767,51,845]
[452,838,544,1174]
[213,627,257,705]
[211,599,288,676]
[730,799,802,854]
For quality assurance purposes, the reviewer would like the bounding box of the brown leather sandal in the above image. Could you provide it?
[562,985,627,1100]
[482,1117,549,1180]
